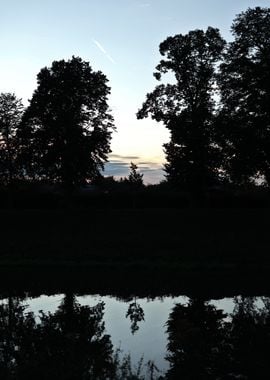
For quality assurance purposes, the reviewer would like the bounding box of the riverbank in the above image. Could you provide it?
[0,260,270,299]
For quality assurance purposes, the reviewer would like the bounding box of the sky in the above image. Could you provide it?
[1,0,270,184]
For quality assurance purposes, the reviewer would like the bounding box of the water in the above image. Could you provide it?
[24,294,190,371]
[0,293,269,378]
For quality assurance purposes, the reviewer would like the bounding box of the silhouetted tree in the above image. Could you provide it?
[137,28,226,195]
[0,93,24,184]
[218,7,270,185]
[17,56,115,189]
[128,162,144,187]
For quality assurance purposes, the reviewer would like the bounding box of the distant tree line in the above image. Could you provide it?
[0,7,270,194]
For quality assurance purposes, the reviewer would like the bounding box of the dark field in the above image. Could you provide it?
[1,207,269,261]
[0,207,269,296]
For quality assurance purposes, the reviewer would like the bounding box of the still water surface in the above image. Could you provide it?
[1,293,269,378]
[24,295,245,371]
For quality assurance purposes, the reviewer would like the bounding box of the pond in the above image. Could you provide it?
[0,293,269,379]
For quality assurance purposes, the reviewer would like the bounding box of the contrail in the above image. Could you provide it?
[93,38,116,64]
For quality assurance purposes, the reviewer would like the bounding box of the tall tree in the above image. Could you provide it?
[17,56,115,188]
[137,28,226,194]
[0,93,24,184]
[218,7,270,185]
[128,162,144,187]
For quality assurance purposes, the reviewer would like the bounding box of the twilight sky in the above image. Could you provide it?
[1,0,269,183]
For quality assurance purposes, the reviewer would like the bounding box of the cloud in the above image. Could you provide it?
[104,161,129,176]
[138,161,161,167]
[103,159,165,184]
[109,154,140,161]
[92,39,116,64]
[107,161,130,167]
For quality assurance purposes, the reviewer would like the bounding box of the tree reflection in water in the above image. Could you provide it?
[0,294,115,379]
[126,296,145,334]
[165,296,270,379]
[0,295,269,379]
[228,296,270,378]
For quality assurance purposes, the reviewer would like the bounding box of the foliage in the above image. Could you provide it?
[165,298,228,379]
[128,162,144,188]
[0,93,24,184]
[17,56,115,188]
[2,294,270,379]
[126,298,145,334]
[0,295,163,380]
[228,296,270,378]
[0,295,115,379]
[2,7,270,192]
[218,7,270,185]
[165,296,270,379]
[113,349,162,380]
[137,28,225,192]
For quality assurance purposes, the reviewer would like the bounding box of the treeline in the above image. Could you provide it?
[1,7,270,198]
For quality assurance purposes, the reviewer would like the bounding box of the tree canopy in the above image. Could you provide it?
[137,28,226,192]
[0,93,24,184]
[127,162,144,187]
[1,7,270,192]
[17,56,115,188]
[218,7,270,185]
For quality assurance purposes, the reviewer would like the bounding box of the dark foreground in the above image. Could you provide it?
[1,207,270,379]
[0,207,269,297]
